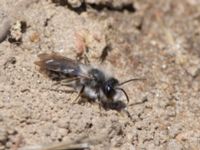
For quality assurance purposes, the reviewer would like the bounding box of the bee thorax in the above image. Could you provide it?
[83,87,98,100]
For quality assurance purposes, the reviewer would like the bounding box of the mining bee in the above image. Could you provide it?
[35,52,144,111]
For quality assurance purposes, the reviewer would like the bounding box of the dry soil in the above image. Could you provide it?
[0,0,200,150]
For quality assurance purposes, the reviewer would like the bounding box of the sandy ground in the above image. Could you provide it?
[0,0,200,149]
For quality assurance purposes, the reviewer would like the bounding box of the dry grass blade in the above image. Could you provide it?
[41,142,90,150]
[18,134,108,150]
[18,142,90,150]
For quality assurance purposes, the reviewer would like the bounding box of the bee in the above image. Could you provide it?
[35,52,144,110]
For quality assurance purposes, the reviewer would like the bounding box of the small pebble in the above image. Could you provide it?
[68,0,83,8]
[0,128,8,143]
[0,10,11,43]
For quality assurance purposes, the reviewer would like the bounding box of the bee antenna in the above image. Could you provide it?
[115,87,129,103]
[119,78,146,86]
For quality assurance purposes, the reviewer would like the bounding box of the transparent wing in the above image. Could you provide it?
[35,52,89,81]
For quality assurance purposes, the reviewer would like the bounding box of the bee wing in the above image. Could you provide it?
[35,52,89,80]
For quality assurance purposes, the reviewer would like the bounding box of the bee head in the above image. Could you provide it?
[102,78,119,99]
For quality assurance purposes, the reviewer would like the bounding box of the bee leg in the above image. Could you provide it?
[96,91,103,112]
[83,54,90,65]
[76,53,90,65]
[42,88,76,93]
[96,90,101,102]
[58,78,79,86]
[73,85,85,103]
[118,108,133,120]
[52,81,60,86]
[95,90,101,106]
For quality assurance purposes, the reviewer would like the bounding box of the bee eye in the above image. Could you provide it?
[106,85,111,92]
[103,84,115,98]
[102,78,119,98]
